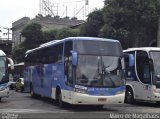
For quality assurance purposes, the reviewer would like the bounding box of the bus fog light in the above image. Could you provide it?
[74,88,87,94]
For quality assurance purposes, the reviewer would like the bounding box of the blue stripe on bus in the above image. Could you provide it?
[87,86,125,96]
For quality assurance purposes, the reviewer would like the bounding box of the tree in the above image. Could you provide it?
[21,22,43,50]
[100,0,160,48]
[43,29,57,42]
[12,24,80,63]
[56,28,80,39]
[80,9,104,37]
[12,43,26,63]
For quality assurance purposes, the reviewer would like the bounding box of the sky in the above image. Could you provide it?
[0,0,104,28]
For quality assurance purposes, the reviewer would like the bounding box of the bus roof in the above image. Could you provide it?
[26,37,121,54]
[0,49,6,56]
[123,47,160,52]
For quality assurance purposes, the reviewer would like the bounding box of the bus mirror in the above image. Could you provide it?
[156,74,160,79]
[71,51,77,66]
[129,54,134,67]
[121,58,125,69]
[8,58,14,70]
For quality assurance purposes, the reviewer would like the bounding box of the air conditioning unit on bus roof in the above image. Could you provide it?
[39,40,60,47]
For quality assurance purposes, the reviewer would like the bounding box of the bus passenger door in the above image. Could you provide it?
[134,51,152,101]
[63,41,74,103]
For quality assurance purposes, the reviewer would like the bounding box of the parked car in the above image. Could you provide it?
[15,78,24,92]
[8,81,16,90]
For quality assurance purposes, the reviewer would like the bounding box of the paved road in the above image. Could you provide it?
[0,90,160,119]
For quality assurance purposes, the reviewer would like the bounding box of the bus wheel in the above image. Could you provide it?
[58,92,65,108]
[125,89,134,104]
[156,101,160,105]
[0,98,1,102]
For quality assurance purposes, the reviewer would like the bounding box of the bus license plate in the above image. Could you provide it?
[98,98,107,102]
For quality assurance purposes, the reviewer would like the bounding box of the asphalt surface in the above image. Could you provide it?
[0,90,160,119]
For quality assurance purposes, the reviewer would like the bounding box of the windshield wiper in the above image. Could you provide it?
[102,62,116,87]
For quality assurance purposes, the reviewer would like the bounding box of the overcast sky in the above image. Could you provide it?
[0,0,104,29]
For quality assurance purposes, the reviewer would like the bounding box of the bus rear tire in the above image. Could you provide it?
[125,89,134,104]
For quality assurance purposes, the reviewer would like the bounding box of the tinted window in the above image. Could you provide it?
[25,43,63,65]
[64,41,73,85]
[74,40,122,56]
[136,51,151,84]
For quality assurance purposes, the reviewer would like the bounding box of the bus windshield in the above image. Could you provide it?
[150,51,160,88]
[76,55,124,87]
[0,57,6,83]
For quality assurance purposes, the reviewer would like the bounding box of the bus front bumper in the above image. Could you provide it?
[72,92,125,105]
[0,87,9,98]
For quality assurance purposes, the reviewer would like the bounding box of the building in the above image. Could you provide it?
[12,15,85,47]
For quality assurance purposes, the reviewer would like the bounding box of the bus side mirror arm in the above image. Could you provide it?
[8,58,14,70]
[121,58,125,70]
[123,53,134,67]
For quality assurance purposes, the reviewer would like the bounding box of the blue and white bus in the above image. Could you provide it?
[0,49,14,101]
[24,37,125,107]
[124,47,160,104]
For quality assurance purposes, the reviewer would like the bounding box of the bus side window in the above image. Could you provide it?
[136,51,151,84]
[64,41,73,85]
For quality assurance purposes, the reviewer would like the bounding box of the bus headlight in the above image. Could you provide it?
[116,90,125,95]
[74,88,88,94]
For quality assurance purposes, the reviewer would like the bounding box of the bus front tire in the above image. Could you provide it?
[156,101,160,105]
[57,92,65,108]
[125,89,134,104]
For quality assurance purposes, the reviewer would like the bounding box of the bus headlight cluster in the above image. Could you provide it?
[74,85,88,94]
[74,88,88,94]
[116,90,125,95]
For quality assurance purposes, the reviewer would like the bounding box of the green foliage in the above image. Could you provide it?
[43,29,57,42]
[101,0,160,48]
[12,23,80,63]
[21,22,43,49]
[80,9,104,37]
[80,0,160,48]
[56,28,80,39]
[12,43,26,63]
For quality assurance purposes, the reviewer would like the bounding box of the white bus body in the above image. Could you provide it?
[124,47,160,103]
[0,50,14,101]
